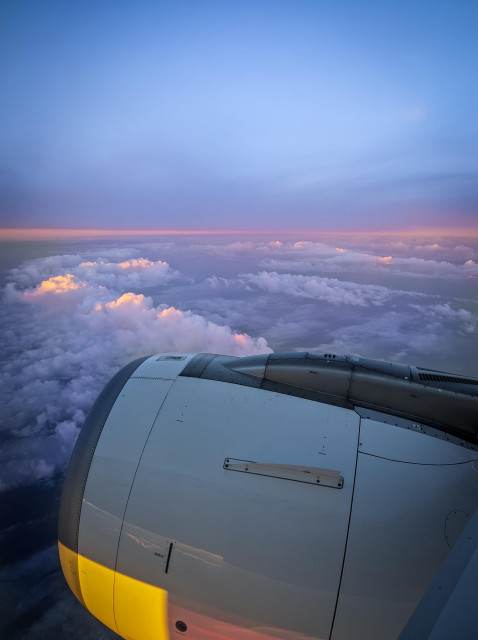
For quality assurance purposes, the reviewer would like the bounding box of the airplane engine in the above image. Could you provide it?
[58,353,478,640]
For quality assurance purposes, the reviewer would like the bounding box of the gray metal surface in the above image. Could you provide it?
[115,376,360,640]
[330,419,478,640]
[78,377,175,569]
[78,355,195,570]
[181,353,478,442]
[58,355,149,557]
[354,407,478,450]
[398,507,478,640]
[357,418,478,464]
[61,351,478,640]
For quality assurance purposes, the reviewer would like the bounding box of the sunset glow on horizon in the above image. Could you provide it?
[1,226,478,242]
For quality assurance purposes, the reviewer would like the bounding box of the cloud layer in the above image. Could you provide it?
[0,252,270,492]
[197,235,477,370]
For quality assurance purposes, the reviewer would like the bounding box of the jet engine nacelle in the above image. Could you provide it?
[58,353,478,640]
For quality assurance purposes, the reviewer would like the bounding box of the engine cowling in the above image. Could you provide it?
[58,353,478,640]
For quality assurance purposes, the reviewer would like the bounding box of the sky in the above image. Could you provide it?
[1,0,478,231]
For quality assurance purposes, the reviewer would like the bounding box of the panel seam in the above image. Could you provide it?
[328,414,362,640]
[359,451,478,466]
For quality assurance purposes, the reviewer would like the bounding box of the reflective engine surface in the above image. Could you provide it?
[58,353,478,640]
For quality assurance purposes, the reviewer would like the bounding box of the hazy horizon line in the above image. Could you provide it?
[1,226,478,241]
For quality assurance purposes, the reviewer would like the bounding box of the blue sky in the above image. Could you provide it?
[1,0,477,230]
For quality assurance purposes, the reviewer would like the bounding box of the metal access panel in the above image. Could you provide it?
[115,376,360,640]
[330,418,478,640]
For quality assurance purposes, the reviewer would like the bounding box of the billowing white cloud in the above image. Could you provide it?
[258,250,478,278]
[0,255,270,492]
[7,253,178,291]
[409,303,477,335]
[75,257,177,289]
[303,310,448,365]
[190,240,286,257]
[240,271,397,306]
[166,236,478,278]
[205,275,251,290]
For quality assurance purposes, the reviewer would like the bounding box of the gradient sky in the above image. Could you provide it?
[1,0,477,230]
